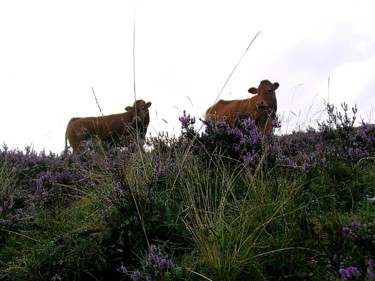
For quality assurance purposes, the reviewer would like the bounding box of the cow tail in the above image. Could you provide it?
[65,122,69,150]
[65,127,68,149]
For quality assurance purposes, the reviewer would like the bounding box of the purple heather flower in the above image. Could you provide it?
[179,111,195,129]
[131,271,141,281]
[367,268,375,279]
[167,260,175,269]
[272,116,282,128]
[241,152,254,164]
[367,259,375,279]
[2,220,11,225]
[147,253,155,263]
[118,264,128,274]
[146,276,152,281]
[339,266,361,280]
[342,226,351,235]
[151,244,157,254]
[158,258,166,268]
[352,221,361,228]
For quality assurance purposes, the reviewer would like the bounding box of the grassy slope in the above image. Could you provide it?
[0,104,374,281]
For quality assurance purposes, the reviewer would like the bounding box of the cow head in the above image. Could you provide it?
[125,100,152,125]
[248,80,279,96]
[246,80,280,134]
[248,80,279,110]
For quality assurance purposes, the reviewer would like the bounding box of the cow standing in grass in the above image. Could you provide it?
[65,99,152,154]
[205,79,280,134]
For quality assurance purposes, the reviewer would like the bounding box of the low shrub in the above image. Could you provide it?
[0,102,374,280]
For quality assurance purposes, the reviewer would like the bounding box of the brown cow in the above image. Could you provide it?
[65,99,152,153]
[205,79,279,134]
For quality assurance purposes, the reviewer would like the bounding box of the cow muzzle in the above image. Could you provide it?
[132,116,142,124]
[256,100,269,110]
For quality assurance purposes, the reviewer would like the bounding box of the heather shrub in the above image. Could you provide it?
[338,220,375,279]
[69,141,191,275]
[309,103,374,212]
[0,145,82,213]
[118,244,184,280]
[306,218,375,280]
[0,101,374,280]
[0,159,34,246]
[0,195,110,281]
[175,103,375,279]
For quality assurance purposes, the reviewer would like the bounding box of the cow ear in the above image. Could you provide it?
[273,82,280,90]
[146,102,152,108]
[125,106,133,111]
[248,87,258,94]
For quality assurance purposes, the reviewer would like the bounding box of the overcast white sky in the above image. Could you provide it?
[1,0,374,153]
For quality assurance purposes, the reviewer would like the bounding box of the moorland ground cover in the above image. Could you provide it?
[0,103,374,280]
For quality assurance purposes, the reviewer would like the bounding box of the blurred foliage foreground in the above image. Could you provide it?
[0,103,374,281]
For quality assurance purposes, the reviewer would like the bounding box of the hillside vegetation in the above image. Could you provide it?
[0,103,374,280]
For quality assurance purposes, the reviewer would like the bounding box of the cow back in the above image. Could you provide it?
[205,96,259,125]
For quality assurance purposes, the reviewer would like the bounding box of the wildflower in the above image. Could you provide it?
[241,152,254,164]
[272,115,282,128]
[342,226,351,235]
[167,259,175,269]
[368,259,375,279]
[131,271,141,281]
[118,263,128,274]
[367,268,375,279]
[352,221,361,228]
[339,266,361,280]
[2,220,11,225]
[179,111,195,129]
